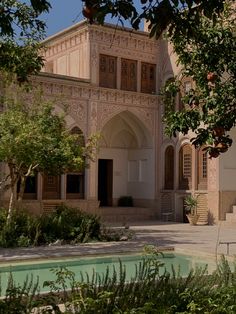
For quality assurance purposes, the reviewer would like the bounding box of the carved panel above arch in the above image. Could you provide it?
[130,107,155,135]
[97,102,155,135]
[67,100,87,135]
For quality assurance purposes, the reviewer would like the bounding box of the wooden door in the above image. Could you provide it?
[43,175,61,199]
[99,54,117,89]
[98,159,113,206]
[141,62,156,94]
[121,58,137,91]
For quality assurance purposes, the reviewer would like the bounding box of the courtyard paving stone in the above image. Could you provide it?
[0,221,236,263]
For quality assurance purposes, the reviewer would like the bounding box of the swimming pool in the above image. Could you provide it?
[0,252,217,295]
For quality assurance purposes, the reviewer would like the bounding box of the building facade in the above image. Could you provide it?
[1,20,236,223]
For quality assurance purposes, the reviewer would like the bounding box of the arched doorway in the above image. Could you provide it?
[98,111,153,207]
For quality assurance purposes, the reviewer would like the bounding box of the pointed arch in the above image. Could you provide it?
[101,110,152,149]
[70,126,85,146]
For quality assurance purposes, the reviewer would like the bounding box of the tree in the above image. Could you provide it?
[83,0,236,156]
[0,90,98,221]
[0,0,51,82]
[162,3,236,157]
[82,0,226,38]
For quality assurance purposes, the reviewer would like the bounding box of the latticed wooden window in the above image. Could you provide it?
[197,148,208,190]
[121,58,137,91]
[71,126,85,146]
[141,62,156,94]
[164,146,174,190]
[99,54,117,89]
[179,144,192,189]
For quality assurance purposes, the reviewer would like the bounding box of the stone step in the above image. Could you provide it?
[232,205,236,215]
[225,212,236,222]
[98,207,157,223]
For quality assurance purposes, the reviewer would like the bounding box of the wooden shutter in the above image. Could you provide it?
[179,145,192,189]
[99,54,117,89]
[164,146,174,190]
[121,58,137,91]
[197,148,208,190]
[43,175,61,199]
[141,62,156,94]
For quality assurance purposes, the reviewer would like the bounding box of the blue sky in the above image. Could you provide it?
[41,0,142,37]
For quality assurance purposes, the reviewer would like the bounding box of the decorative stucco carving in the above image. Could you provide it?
[45,28,89,58]
[99,46,156,63]
[89,101,98,132]
[67,100,87,134]
[97,102,154,135]
[33,75,158,137]
[91,44,99,67]
[90,28,158,55]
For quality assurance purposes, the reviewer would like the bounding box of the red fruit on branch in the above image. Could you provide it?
[215,142,228,153]
[212,126,225,137]
[82,6,94,19]
[209,149,220,158]
[207,72,217,82]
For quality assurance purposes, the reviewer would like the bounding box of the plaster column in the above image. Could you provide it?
[207,157,220,223]
[37,173,42,201]
[86,101,98,202]
[117,57,121,90]
[192,146,197,192]
[90,43,99,85]
[61,174,66,200]
[137,61,141,92]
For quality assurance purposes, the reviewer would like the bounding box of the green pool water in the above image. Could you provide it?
[0,252,217,294]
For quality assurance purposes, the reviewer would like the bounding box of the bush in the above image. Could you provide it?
[0,208,38,248]
[1,255,236,313]
[118,195,133,207]
[38,205,101,244]
[0,205,102,247]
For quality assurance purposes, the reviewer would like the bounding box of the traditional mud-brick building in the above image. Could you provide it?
[1,20,236,224]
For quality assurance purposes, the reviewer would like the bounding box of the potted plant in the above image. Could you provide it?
[184,195,199,225]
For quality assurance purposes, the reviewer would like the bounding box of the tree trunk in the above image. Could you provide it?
[17,175,26,203]
[7,163,17,223]
[7,186,15,223]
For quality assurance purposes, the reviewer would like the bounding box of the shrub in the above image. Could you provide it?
[118,196,133,207]
[1,255,236,313]
[38,205,101,244]
[0,205,102,247]
[0,208,38,248]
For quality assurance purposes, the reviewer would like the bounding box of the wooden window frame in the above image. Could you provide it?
[164,146,174,190]
[179,144,192,190]
[66,173,85,199]
[99,54,117,89]
[121,58,137,91]
[197,147,208,190]
[141,62,156,94]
